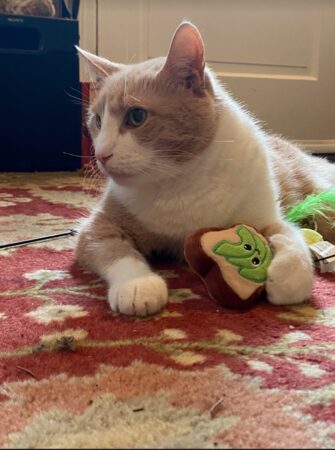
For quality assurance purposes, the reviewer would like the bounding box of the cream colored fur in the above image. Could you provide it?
[75,22,335,317]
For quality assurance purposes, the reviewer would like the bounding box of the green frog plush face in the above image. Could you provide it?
[212,225,272,283]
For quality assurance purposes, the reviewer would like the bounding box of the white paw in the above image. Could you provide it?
[266,237,313,305]
[108,274,168,317]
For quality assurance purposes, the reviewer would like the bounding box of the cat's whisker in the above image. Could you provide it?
[63,152,93,159]
[85,164,104,190]
[68,86,90,101]
[81,157,105,194]
[65,90,90,107]
[69,100,85,106]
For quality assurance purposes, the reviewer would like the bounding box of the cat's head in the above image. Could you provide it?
[77,21,220,186]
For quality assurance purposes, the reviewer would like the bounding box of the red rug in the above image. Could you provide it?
[0,172,335,448]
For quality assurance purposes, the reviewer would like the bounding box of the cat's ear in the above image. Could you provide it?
[159,21,205,93]
[75,46,120,89]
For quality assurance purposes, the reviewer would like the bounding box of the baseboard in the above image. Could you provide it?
[296,140,335,154]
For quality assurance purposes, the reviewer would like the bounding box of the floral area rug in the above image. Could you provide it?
[0,172,335,449]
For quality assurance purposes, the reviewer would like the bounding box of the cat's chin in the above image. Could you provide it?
[101,165,168,187]
[108,169,164,187]
[107,170,139,186]
[97,164,136,185]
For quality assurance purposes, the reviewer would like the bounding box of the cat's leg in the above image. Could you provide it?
[75,212,168,316]
[262,221,314,305]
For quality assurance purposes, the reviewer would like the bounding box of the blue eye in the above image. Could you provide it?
[126,108,147,127]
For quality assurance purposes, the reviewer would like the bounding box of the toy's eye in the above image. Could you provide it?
[252,257,260,266]
[96,114,101,130]
[126,108,147,127]
[244,244,253,251]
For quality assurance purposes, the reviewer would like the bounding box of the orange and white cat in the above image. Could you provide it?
[75,21,335,317]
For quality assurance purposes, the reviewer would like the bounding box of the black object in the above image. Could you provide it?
[0,229,78,250]
[0,13,82,171]
[61,0,80,19]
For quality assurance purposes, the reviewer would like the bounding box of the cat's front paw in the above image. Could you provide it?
[108,274,168,317]
[266,238,313,305]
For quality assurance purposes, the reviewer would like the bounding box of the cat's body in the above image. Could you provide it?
[76,22,335,317]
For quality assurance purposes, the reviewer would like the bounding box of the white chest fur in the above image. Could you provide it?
[111,115,279,240]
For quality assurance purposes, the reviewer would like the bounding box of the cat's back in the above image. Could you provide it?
[267,135,335,207]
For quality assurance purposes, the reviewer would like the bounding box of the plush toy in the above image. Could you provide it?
[184,224,272,310]
[184,190,335,310]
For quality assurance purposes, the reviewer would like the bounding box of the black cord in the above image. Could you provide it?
[0,229,78,250]
[313,254,335,263]
[1,227,334,266]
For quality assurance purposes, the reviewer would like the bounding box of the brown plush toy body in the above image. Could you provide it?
[184,224,273,310]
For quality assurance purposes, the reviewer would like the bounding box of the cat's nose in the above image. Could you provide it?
[96,153,113,165]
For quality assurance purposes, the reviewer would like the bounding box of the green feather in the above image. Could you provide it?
[284,189,335,227]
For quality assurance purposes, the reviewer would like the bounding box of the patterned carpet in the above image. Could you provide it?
[1,172,335,449]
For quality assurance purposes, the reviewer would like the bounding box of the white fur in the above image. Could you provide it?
[106,256,168,316]
[114,93,280,237]
[266,234,313,305]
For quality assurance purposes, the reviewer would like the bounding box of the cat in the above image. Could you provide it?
[75,21,335,317]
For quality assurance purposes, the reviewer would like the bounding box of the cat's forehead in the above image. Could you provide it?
[97,57,166,111]
[132,56,166,73]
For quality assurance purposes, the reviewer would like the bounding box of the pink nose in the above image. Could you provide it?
[96,153,113,165]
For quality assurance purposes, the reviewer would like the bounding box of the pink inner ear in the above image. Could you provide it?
[165,22,205,80]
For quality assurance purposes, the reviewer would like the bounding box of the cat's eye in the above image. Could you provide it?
[126,108,147,128]
[95,114,101,130]
[243,244,253,251]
